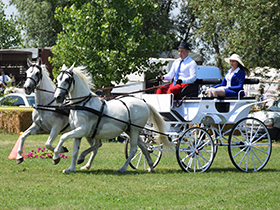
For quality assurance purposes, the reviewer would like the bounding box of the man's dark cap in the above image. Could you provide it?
[178,42,190,50]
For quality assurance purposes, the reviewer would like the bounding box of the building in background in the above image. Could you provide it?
[0,48,54,87]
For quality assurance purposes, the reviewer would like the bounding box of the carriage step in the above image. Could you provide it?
[159,110,186,122]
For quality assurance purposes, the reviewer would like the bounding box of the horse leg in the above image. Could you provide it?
[79,139,102,170]
[16,123,43,164]
[77,137,95,164]
[63,138,81,173]
[116,131,139,173]
[45,127,69,153]
[137,136,155,173]
[53,129,79,164]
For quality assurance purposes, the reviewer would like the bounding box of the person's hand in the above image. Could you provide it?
[175,79,182,84]
[156,76,163,82]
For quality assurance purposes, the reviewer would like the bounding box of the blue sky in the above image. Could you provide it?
[2,0,17,16]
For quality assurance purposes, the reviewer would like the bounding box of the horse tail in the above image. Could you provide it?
[146,103,173,149]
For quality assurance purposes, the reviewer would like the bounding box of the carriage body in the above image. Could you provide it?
[141,93,257,131]
[130,91,272,173]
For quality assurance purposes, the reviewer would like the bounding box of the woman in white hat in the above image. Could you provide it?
[208,53,248,97]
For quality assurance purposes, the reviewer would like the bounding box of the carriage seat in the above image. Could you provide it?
[178,78,259,99]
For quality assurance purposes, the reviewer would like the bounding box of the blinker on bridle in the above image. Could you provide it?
[55,70,75,95]
[26,65,43,86]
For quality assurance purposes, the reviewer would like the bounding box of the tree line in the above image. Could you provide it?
[1,0,279,87]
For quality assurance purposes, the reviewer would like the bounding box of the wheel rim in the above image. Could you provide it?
[125,136,162,170]
[228,117,272,172]
[176,127,214,173]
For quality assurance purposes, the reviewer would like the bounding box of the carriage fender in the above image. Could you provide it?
[228,99,273,123]
[200,113,227,125]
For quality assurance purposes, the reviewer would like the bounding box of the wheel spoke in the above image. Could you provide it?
[228,117,272,172]
[176,127,214,173]
[136,152,143,169]
[125,136,163,170]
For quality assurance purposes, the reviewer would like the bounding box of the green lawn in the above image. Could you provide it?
[0,131,280,209]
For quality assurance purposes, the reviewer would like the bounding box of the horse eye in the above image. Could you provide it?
[65,77,71,83]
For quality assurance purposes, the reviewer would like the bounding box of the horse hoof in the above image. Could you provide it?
[53,158,61,165]
[62,146,69,153]
[63,169,73,174]
[115,169,124,174]
[80,166,90,170]
[77,159,85,165]
[16,157,24,165]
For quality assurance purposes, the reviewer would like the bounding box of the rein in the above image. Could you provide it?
[94,81,143,92]
[36,82,161,100]
[36,88,55,94]
[104,84,161,99]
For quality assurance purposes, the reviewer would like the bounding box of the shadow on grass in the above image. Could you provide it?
[207,167,280,173]
[70,166,280,175]
[70,168,186,175]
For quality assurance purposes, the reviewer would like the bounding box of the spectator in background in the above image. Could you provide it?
[9,73,16,86]
[0,69,11,93]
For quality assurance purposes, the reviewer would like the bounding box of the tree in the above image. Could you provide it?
[224,0,280,69]
[188,0,280,75]
[10,0,70,48]
[51,1,167,88]
[0,1,21,49]
[174,1,215,65]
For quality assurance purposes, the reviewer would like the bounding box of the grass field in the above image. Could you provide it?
[1,131,280,209]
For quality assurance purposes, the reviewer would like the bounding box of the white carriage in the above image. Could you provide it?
[125,79,272,173]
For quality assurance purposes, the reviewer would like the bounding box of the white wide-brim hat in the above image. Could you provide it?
[224,53,245,67]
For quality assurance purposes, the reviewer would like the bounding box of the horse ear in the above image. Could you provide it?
[69,63,75,71]
[61,64,67,71]
[27,58,33,67]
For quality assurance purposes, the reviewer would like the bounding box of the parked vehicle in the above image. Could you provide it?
[0,93,35,107]
[250,99,280,141]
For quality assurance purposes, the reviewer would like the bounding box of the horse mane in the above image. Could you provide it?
[73,66,95,90]
[41,64,56,89]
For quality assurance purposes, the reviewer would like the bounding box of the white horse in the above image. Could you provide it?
[21,60,101,169]
[16,59,70,164]
[53,64,170,173]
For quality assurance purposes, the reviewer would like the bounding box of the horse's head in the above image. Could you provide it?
[54,63,75,104]
[24,58,43,95]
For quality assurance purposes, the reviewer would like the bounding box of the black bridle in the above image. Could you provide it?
[55,70,75,96]
[26,64,43,86]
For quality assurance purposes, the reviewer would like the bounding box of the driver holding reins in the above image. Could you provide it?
[155,41,197,98]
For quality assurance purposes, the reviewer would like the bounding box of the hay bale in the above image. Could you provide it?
[0,111,33,134]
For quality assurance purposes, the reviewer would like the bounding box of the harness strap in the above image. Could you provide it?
[91,99,106,139]
[32,104,70,132]
[33,104,70,116]
[41,104,169,137]
[64,93,92,106]
[118,100,131,131]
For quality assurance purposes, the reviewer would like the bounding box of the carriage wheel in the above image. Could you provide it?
[199,124,218,158]
[125,135,162,170]
[176,127,215,173]
[228,117,272,172]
